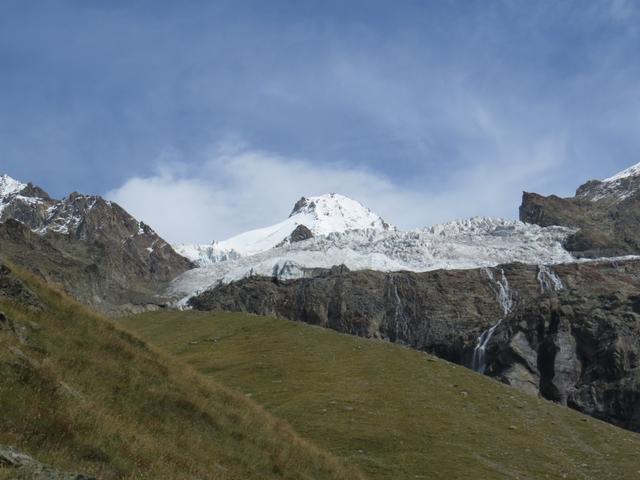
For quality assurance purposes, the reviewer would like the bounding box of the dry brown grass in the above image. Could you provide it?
[0,265,363,479]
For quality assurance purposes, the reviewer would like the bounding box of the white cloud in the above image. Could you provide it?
[106,135,566,244]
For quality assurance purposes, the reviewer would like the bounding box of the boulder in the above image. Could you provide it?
[0,444,95,480]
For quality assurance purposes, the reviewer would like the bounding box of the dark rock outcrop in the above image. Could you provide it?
[191,259,640,432]
[0,444,95,479]
[275,224,314,248]
[288,224,314,243]
[290,197,310,217]
[0,264,41,309]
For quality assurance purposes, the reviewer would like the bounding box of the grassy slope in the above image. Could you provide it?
[122,310,640,480]
[0,268,360,480]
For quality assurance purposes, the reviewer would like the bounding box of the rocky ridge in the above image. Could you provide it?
[0,174,193,314]
[520,161,640,257]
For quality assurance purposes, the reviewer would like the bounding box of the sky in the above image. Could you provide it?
[1,0,640,243]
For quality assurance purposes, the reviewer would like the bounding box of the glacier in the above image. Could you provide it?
[169,215,578,303]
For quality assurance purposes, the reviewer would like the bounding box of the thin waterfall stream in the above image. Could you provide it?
[537,264,564,293]
[472,269,513,374]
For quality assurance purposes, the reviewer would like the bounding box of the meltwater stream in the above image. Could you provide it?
[472,269,513,374]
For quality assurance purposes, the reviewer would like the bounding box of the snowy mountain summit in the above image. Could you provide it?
[0,172,188,263]
[175,193,392,264]
[0,174,27,198]
[287,193,391,233]
[0,173,51,220]
[575,161,640,203]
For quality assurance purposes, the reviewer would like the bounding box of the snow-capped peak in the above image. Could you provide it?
[0,174,26,198]
[577,162,640,202]
[174,193,391,264]
[287,193,391,235]
[0,173,34,217]
[603,162,640,183]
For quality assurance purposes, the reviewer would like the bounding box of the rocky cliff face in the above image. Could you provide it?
[190,259,640,432]
[491,260,640,431]
[0,175,193,314]
[520,163,640,257]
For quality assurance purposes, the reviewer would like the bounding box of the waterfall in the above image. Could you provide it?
[537,264,564,293]
[471,319,502,374]
[496,270,513,315]
[472,269,513,374]
[390,275,409,341]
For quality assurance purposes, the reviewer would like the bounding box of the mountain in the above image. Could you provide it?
[577,162,640,202]
[182,162,640,433]
[520,162,640,257]
[0,174,193,314]
[170,215,576,303]
[5,165,640,477]
[174,193,392,265]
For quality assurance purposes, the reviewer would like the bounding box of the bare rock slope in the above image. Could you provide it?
[520,163,640,257]
[0,174,193,314]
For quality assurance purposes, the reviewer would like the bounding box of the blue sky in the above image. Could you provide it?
[1,1,640,242]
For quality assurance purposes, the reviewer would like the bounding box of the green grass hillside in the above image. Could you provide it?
[0,266,360,480]
[122,310,640,480]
